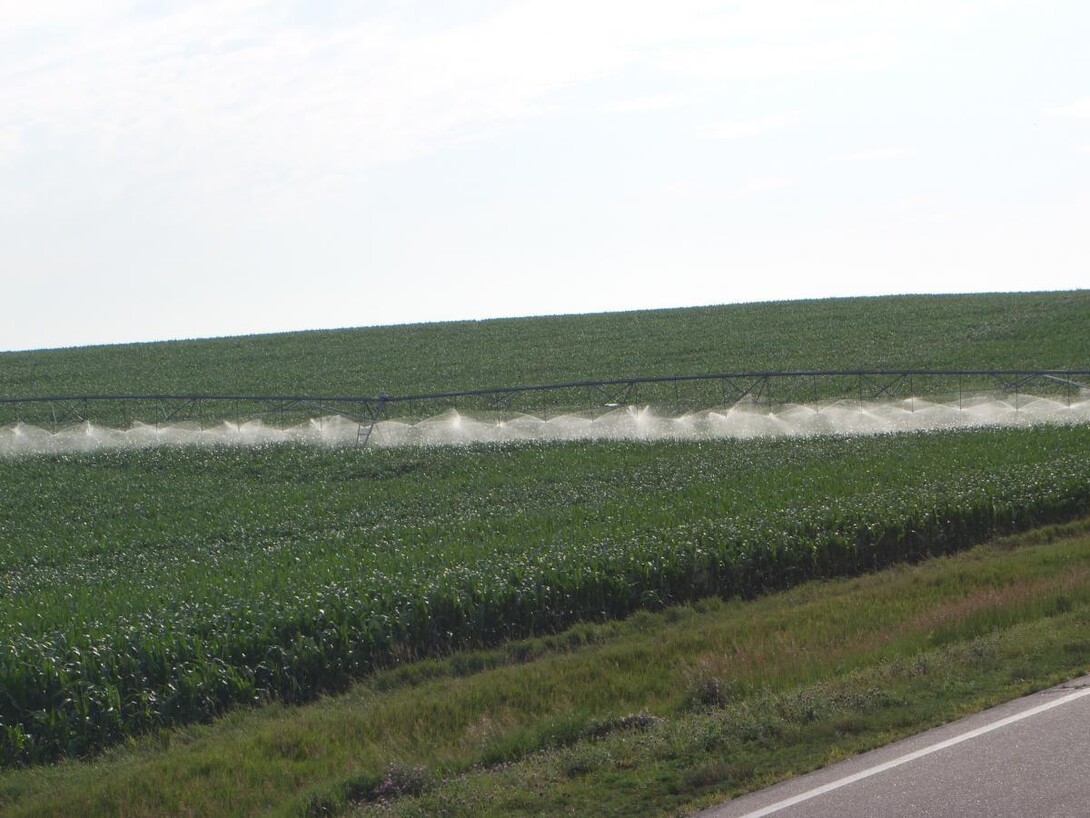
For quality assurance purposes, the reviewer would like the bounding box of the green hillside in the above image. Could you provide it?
[3,291,1088,399]
[3,291,1090,817]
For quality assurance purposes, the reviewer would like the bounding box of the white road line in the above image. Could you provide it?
[736,684,1090,818]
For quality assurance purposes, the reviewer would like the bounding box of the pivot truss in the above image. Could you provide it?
[2,369,1088,445]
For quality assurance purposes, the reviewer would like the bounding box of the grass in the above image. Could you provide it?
[2,518,1089,816]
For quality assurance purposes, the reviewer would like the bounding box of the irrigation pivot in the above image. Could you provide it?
[1,369,1088,445]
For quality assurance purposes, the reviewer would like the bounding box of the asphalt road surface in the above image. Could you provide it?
[697,674,1090,818]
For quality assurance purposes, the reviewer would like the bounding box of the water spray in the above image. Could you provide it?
[3,395,1090,458]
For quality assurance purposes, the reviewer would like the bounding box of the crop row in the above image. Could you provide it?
[2,426,1090,765]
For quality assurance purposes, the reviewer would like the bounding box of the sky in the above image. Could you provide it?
[1,0,1088,351]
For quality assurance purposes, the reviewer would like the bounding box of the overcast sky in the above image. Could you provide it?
[2,0,1087,351]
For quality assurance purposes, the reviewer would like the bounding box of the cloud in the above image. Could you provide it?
[605,94,687,114]
[0,0,968,178]
[659,37,893,80]
[0,0,1001,212]
[0,1,645,181]
[741,176,796,195]
[0,0,131,30]
[829,147,911,163]
[1047,97,1090,119]
[704,112,797,140]
[0,127,23,166]
[890,193,946,216]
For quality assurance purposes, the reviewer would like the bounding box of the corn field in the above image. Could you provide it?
[2,426,1090,765]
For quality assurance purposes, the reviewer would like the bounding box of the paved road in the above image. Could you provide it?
[697,674,1090,818]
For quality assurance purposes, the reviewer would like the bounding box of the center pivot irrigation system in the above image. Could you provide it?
[2,369,1088,446]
